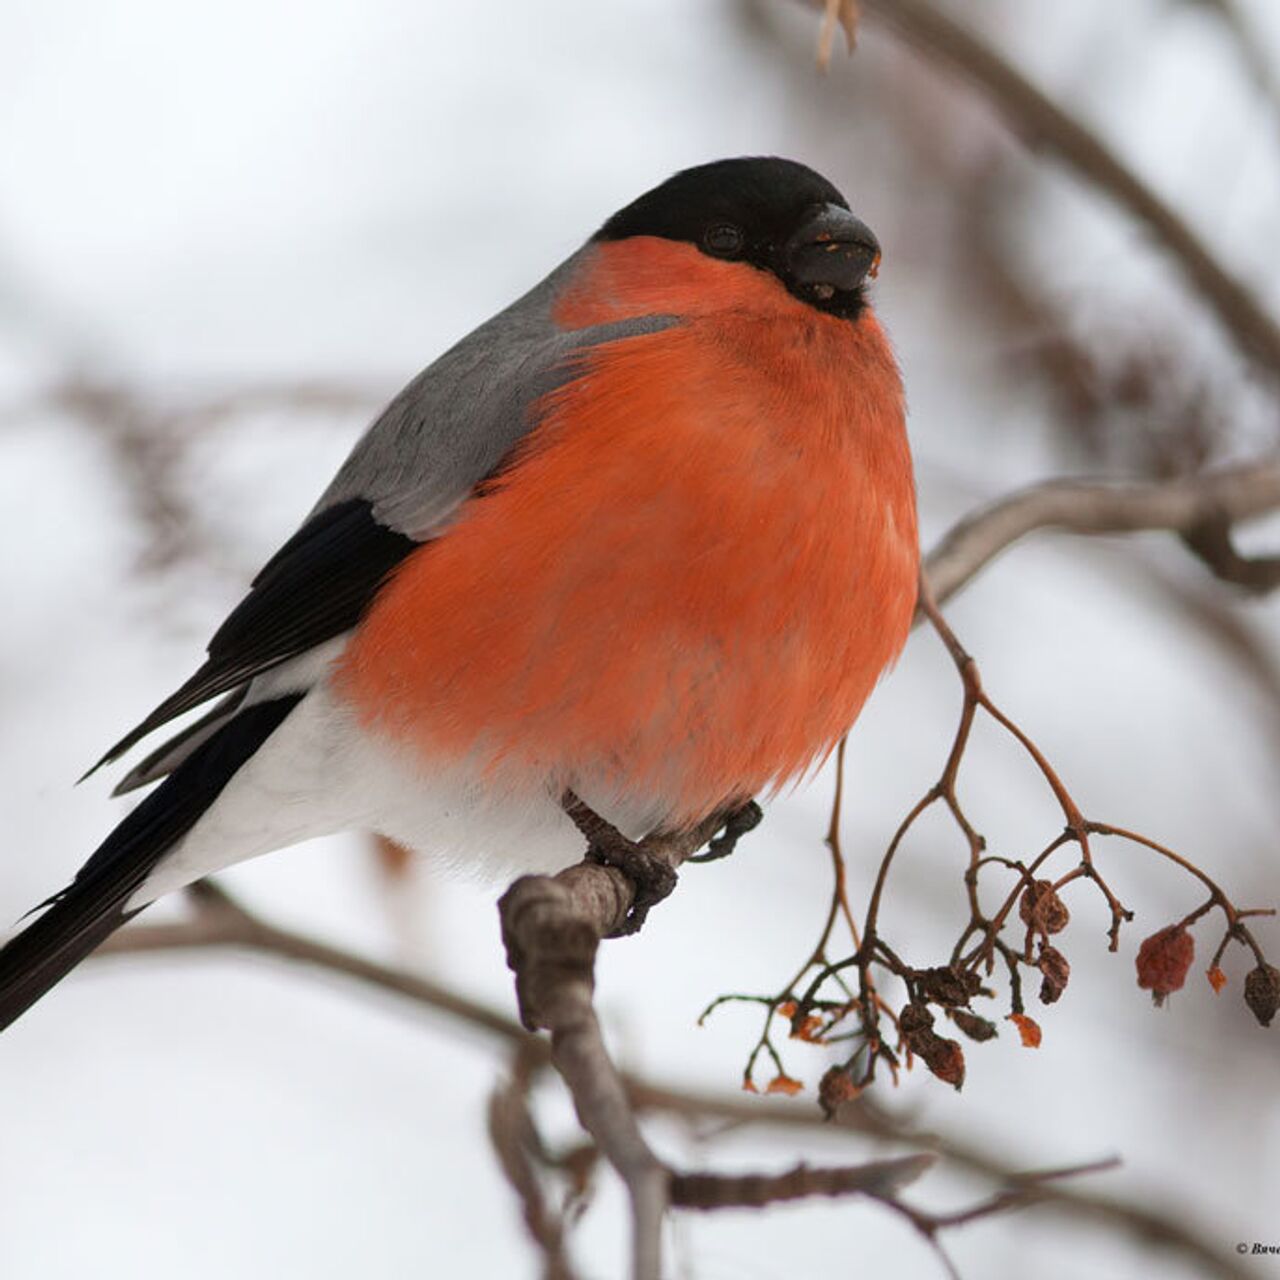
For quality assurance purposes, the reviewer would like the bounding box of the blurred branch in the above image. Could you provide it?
[849,0,1280,376]
[1,373,382,573]
[488,1046,582,1280]
[670,1153,935,1209]
[923,457,1280,606]
[97,878,527,1044]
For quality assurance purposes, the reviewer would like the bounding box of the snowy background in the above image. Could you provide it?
[1,1,1278,1277]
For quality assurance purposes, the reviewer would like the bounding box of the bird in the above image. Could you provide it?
[0,155,918,1032]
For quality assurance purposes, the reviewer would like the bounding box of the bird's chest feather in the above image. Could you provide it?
[338,279,917,821]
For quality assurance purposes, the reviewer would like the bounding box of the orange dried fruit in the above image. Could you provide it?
[1135,926,1194,1006]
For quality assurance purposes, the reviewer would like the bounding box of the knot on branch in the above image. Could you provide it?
[1182,510,1280,594]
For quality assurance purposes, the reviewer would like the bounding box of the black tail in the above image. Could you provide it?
[0,694,301,1032]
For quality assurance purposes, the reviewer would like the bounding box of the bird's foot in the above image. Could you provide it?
[588,837,678,937]
[687,799,763,864]
[562,792,678,937]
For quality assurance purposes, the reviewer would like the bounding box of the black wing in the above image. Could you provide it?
[87,498,415,776]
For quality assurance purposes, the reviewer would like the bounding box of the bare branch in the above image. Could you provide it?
[923,458,1280,607]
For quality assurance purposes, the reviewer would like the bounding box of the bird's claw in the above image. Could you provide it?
[563,791,761,937]
[687,799,763,864]
[586,837,678,937]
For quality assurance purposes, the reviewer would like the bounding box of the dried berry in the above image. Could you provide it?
[818,1065,861,1116]
[1135,925,1195,1006]
[1207,966,1227,994]
[1019,880,1070,935]
[951,1009,998,1042]
[1038,945,1071,1005]
[916,964,982,1007]
[898,1002,935,1036]
[1244,964,1280,1028]
[899,1002,966,1089]
[921,1038,966,1089]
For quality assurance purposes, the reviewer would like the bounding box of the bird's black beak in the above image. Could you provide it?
[783,204,881,297]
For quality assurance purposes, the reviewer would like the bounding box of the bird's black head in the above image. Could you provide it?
[596,157,880,320]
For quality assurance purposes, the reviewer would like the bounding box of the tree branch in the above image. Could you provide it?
[923,457,1280,607]
[496,808,731,1280]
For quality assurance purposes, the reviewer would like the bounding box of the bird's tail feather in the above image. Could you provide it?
[0,694,302,1033]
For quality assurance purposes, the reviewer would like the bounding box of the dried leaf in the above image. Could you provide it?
[1009,1013,1042,1048]
[817,0,860,71]
[764,1073,805,1097]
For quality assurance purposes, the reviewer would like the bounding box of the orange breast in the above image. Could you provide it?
[335,240,918,823]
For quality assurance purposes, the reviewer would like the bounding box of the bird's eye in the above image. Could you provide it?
[703,223,744,257]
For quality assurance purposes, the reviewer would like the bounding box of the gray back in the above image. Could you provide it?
[313,248,676,539]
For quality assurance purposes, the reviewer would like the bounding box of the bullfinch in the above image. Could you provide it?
[0,156,918,1031]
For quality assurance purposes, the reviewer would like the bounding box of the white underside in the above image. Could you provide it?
[126,671,663,910]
